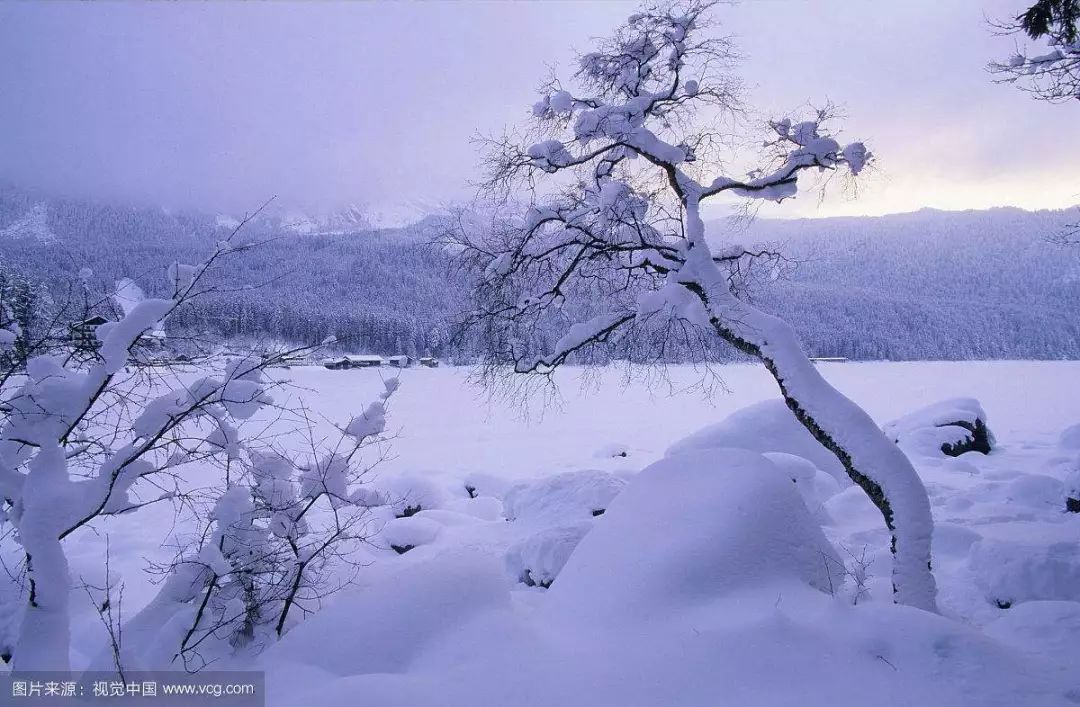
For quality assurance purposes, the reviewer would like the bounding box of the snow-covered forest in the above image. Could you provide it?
[1,184,1077,361]
[0,0,1078,705]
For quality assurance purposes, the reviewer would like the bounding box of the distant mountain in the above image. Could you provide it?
[706,207,1080,359]
[0,183,1077,361]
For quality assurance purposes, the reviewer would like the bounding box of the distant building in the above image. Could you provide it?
[323,356,349,370]
[809,357,848,363]
[386,355,412,368]
[323,354,383,370]
[419,357,439,368]
[70,315,109,351]
[346,355,384,368]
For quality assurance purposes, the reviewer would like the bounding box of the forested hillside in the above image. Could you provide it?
[1,184,1077,360]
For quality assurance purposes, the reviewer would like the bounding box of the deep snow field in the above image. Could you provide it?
[41,362,1080,705]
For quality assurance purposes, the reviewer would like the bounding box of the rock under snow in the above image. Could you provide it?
[666,399,847,483]
[381,516,441,554]
[505,522,593,588]
[502,469,626,527]
[883,397,993,458]
[375,472,452,517]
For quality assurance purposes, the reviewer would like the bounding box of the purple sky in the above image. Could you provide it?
[1,0,1076,223]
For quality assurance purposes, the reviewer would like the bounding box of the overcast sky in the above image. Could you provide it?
[1,0,1077,223]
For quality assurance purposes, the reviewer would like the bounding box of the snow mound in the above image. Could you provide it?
[505,522,592,588]
[594,441,629,458]
[667,399,846,483]
[968,539,1080,607]
[762,452,841,518]
[549,448,843,620]
[443,495,504,521]
[1058,423,1080,451]
[375,472,452,516]
[461,471,514,500]
[503,470,625,526]
[382,516,441,553]
[261,551,510,676]
[995,474,1064,510]
[883,397,993,457]
[983,601,1080,682]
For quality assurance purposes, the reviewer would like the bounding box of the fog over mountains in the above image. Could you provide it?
[1,183,1077,361]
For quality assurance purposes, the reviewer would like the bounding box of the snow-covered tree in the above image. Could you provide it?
[454,1,937,611]
[991,0,1080,101]
[0,223,315,670]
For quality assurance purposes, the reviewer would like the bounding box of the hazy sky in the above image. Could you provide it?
[1,0,1077,223]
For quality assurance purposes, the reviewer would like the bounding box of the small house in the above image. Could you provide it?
[345,355,384,368]
[70,315,109,351]
[809,357,848,364]
[386,355,412,368]
[419,357,439,368]
[323,356,351,370]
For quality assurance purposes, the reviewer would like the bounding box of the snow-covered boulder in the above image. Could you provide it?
[968,539,1080,607]
[549,449,843,620]
[883,397,993,458]
[381,516,441,554]
[375,472,452,517]
[1066,468,1080,514]
[505,522,592,588]
[667,399,846,483]
[983,600,1080,682]
[503,470,626,526]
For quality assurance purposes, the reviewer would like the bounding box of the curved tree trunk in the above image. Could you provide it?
[680,197,938,612]
[690,281,938,612]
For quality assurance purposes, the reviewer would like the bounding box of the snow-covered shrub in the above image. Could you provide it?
[549,449,844,620]
[968,539,1080,608]
[503,470,626,526]
[883,398,994,458]
[152,376,401,670]
[505,522,592,588]
[668,399,847,483]
[0,239,301,672]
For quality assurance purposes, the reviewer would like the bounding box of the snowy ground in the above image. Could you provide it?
[43,361,1080,705]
